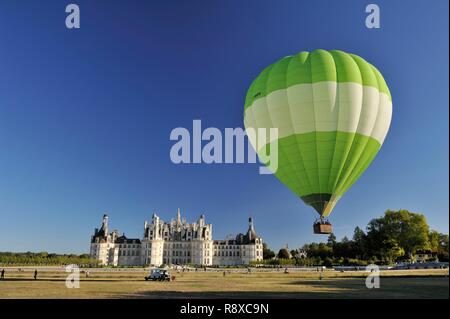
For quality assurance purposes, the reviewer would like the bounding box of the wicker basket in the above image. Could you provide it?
[313,223,333,234]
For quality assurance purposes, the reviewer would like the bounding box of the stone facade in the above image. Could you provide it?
[90,210,263,266]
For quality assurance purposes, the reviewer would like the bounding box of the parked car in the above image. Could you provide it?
[145,268,171,281]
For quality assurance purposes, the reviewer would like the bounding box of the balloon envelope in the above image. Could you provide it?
[244,49,392,217]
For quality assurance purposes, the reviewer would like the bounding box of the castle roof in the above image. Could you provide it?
[115,234,141,244]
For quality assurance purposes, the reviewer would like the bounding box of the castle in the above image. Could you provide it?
[90,210,264,266]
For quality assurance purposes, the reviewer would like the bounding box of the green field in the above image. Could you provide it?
[0,268,448,299]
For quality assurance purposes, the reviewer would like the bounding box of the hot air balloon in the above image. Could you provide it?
[243,49,392,234]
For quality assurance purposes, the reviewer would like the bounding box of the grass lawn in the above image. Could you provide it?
[0,268,448,299]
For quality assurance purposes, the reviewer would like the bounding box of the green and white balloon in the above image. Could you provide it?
[244,49,392,218]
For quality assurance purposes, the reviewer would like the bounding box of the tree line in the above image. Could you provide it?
[0,251,98,266]
[260,210,449,266]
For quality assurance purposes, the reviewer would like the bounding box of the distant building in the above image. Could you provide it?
[414,249,436,263]
[294,249,308,259]
[90,210,263,266]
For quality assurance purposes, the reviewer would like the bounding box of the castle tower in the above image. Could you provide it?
[248,217,254,231]
[101,214,109,235]
[199,214,205,228]
[152,213,160,239]
[248,217,255,241]
[143,220,148,238]
[177,208,181,225]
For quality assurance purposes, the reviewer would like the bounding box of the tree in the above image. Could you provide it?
[384,239,405,262]
[436,233,449,262]
[327,233,337,247]
[277,248,290,259]
[38,251,49,258]
[352,226,366,258]
[366,210,430,261]
[323,257,333,267]
[353,227,365,242]
[333,237,355,259]
[262,243,275,260]
[428,230,441,253]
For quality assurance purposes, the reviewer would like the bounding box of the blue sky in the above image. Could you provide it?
[0,0,448,254]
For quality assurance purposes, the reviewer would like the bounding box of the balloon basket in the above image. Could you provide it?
[313,218,333,234]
